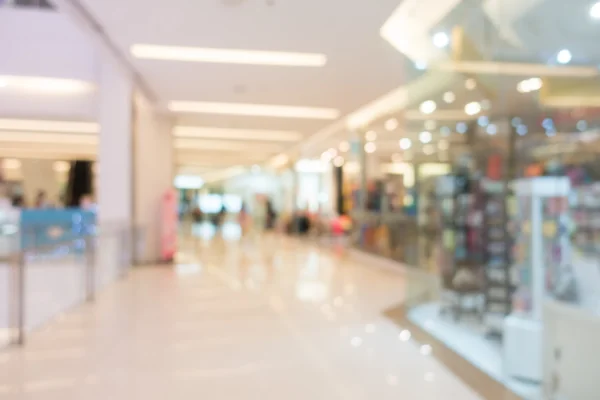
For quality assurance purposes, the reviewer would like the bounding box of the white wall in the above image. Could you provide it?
[0,9,97,119]
[133,93,173,263]
[20,160,61,206]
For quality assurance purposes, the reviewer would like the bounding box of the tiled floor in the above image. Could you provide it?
[0,231,482,399]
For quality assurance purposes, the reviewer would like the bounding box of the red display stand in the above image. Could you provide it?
[161,188,177,262]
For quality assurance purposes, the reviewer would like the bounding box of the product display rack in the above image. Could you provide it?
[481,178,513,332]
[437,173,485,320]
[571,183,600,256]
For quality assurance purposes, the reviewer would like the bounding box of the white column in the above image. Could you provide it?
[96,57,133,286]
[97,57,133,226]
[133,93,174,263]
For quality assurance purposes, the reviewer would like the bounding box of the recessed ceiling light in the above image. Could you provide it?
[339,141,350,152]
[464,102,482,116]
[130,44,327,67]
[399,138,412,150]
[511,117,522,127]
[486,124,497,135]
[557,49,572,64]
[480,99,491,110]
[415,61,428,70]
[577,120,588,131]
[333,156,344,167]
[420,344,433,356]
[53,161,71,173]
[516,124,528,136]
[172,126,302,141]
[0,75,93,94]
[2,159,21,169]
[443,91,455,104]
[328,148,338,158]
[465,78,477,90]
[591,2,600,19]
[424,120,436,130]
[364,142,376,153]
[432,32,449,48]
[419,100,437,114]
[385,118,399,131]
[0,118,99,133]
[456,122,467,134]
[477,116,489,127]
[517,77,543,93]
[168,101,340,119]
[440,126,451,136]
[365,130,377,141]
[542,118,554,130]
[419,131,432,143]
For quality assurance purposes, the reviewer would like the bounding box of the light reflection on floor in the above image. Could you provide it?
[0,235,482,400]
[190,222,242,241]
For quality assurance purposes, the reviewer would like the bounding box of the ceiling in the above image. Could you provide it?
[3,0,600,178]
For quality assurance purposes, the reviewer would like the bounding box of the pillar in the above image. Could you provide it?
[97,57,133,227]
[133,93,174,263]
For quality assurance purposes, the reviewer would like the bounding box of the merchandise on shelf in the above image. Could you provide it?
[481,178,514,327]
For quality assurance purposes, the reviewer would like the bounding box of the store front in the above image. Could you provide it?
[306,4,600,398]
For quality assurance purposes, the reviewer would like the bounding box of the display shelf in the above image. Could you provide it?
[436,173,485,321]
[481,178,513,327]
[571,183,600,256]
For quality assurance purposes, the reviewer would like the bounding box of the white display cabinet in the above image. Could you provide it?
[503,177,571,383]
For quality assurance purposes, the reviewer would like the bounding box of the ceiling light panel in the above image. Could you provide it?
[0,131,98,145]
[0,119,99,134]
[174,138,283,152]
[131,44,327,67]
[173,126,302,142]
[169,101,340,120]
[0,76,93,94]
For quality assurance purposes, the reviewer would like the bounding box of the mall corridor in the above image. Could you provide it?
[0,233,481,400]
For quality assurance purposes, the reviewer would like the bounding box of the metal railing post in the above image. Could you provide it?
[16,251,25,346]
[86,236,95,302]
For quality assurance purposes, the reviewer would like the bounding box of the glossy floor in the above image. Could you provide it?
[0,232,481,399]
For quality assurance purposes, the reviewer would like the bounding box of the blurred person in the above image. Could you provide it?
[266,198,276,230]
[217,203,227,227]
[239,201,250,236]
[34,190,48,208]
[11,195,24,208]
[252,194,268,237]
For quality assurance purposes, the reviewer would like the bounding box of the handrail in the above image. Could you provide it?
[1,224,144,347]
[0,0,54,10]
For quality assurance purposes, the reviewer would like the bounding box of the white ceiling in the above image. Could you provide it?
[3,0,600,177]
[58,0,411,169]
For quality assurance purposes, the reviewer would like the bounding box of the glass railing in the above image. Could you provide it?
[0,221,145,348]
